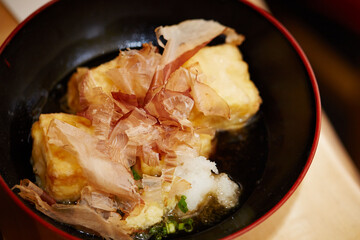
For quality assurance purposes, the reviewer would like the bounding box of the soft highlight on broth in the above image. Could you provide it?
[13,19,261,239]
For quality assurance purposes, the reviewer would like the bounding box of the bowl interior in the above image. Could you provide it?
[0,0,319,239]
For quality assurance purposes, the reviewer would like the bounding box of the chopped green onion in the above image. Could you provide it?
[178,222,185,231]
[183,218,193,225]
[162,226,167,235]
[177,195,188,213]
[165,221,177,234]
[155,235,162,240]
[131,167,141,180]
[148,217,194,239]
[149,225,161,235]
[183,218,194,232]
[149,223,165,240]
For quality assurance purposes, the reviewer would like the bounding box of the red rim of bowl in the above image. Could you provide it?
[223,1,321,239]
[0,0,321,239]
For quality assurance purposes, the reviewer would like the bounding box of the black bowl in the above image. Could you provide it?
[0,0,321,239]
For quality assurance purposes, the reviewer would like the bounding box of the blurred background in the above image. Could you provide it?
[1,0,359,170]
[266,0,360,170]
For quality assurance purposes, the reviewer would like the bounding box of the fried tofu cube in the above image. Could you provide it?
[65,44,260,162]
[67,59,119,113]
[184,44,262,130]
[31,113,93,202]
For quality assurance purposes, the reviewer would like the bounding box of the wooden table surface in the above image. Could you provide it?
[1,1,359,240]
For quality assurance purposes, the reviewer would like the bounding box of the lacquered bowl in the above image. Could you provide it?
[0,0,321,239]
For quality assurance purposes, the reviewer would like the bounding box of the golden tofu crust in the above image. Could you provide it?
[184,44,262,130]
[31,113,93,202]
